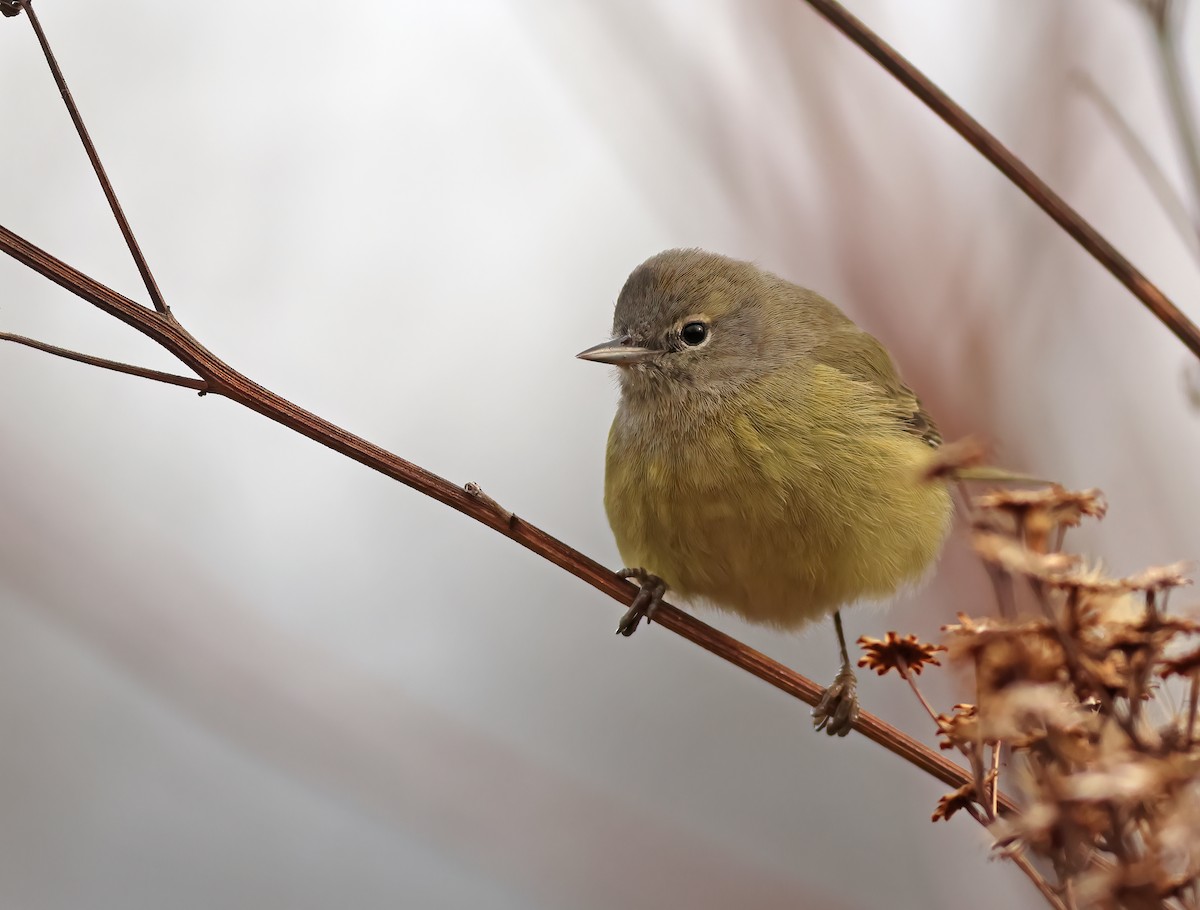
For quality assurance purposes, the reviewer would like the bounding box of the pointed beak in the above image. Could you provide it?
[575,336,660,366]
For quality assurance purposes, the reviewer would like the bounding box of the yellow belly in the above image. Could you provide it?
[603,368,952,629]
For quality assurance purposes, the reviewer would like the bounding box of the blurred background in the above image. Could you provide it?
[2,1,1199,907]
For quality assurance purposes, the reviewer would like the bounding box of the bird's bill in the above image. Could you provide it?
[575,336,659,365]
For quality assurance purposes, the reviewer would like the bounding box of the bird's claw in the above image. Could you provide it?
[812,663,860,736]
[616,568,667,636]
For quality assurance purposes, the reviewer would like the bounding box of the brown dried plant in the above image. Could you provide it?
[872,485,1200,909]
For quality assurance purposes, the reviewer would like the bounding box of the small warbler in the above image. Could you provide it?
[578,249,952,735]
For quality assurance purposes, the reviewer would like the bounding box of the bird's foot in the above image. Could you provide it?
[812,662,860,737]
[616,568,667,637]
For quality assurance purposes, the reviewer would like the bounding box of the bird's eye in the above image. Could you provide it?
[680,321,709,346]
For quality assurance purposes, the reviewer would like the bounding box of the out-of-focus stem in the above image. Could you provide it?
[797,0,1200,360]
[1154,10,1200,241]
[1073,70,1200,261]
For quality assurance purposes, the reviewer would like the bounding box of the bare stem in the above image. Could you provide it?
[1152,6,1200,240]
[900,660,940,725]
[967,743,994,822]
[990,742,1002,819]
[908,651,997,824]
[1188,673,1199,744]
[0,332,207,391]
[1010,850,1069,910]
[16,0,169,314]
[1072,70,1200,262]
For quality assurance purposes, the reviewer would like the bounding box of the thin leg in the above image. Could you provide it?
[812,610,860,736]
[834,610,851,666]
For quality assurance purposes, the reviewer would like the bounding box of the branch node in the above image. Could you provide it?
[464,481,516,528]
[1,1,23,19]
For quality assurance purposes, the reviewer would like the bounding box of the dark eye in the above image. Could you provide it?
[680,321,709,346]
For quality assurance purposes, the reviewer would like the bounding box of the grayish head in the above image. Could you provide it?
[577,248,842,403]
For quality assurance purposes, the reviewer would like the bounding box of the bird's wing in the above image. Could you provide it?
[813,328,942,449]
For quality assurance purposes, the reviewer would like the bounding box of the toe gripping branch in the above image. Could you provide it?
[616,568,666,636]
[812,662,860,736]
[812,610,861,736]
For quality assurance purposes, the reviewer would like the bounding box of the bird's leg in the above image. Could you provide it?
[812,611,861,736]
[616,568,667,637]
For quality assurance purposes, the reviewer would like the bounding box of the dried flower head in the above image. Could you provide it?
[932,783,978,823]
[991,801,1060,854]
[1075,646,1138,701]
[919,476,1200,902]
[1161,645,1200,678]
[1063,760,1165,804]
[1153,615,1200,635]
[1047,561,1192,596]
[1072,600,1200,700]
[981,683,1085,744]
[974,486,1107,553]
[942,617,1066,692]
[975,486,1108,525]
[1075,861,1192,910]
[972,533,1079,581]
[935,703,983,750]
[1121,562,1193,594]
[857,632,944,677]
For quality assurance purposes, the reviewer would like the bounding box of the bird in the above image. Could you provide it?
[577,248,953,736]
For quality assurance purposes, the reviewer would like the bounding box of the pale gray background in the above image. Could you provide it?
[2,2,1199,908]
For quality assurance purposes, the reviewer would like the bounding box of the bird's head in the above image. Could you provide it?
[577,248,828,403]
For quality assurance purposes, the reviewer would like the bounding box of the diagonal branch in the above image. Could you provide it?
[16,0,169,315]
[798,0,1200,360]
[0,332,208,390]
[0,220,1012,812]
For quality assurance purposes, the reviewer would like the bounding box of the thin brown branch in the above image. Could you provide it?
[1010,850,1069,910]
[798,0,1200,361]
[0,220,1016,813]
[0,332,207,391]
[16,0,169,315]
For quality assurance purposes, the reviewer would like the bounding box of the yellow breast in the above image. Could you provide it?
[603,365,952,629]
